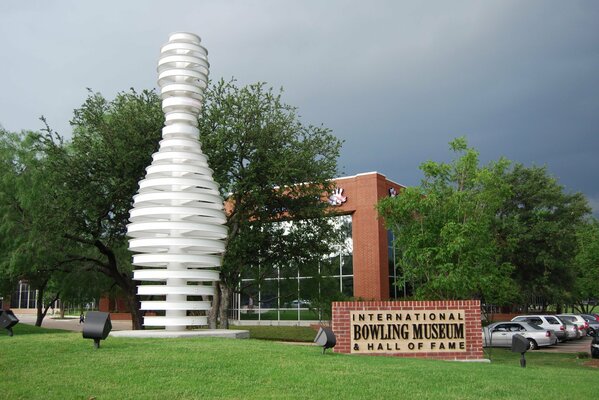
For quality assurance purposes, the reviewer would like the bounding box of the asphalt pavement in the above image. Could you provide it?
[536,336,592,354]
[15,313,134,332]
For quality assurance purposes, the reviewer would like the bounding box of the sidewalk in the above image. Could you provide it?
[15,313,134,332]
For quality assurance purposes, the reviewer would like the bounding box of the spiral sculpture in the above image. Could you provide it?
[127,33,227,330]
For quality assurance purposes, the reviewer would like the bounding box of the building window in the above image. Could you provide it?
[231,215,353,324]
[10,281,38,309]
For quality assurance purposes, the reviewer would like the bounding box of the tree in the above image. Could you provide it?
[496,164,591,311]
[38,89,165,329]
[0,128,94,326]
[377,138,517,308]
[27,81,342,330]
[569,218,599,313]
[199,79,344,327]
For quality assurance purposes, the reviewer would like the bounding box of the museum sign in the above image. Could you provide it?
[350,310,466,353]
[332,300,484,361]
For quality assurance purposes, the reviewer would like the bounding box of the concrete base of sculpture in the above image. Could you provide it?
[109,329,249,339]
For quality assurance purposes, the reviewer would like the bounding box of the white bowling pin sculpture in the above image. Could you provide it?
[127,33,227,330]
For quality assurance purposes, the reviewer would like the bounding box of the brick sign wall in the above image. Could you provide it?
[332,300,483,360]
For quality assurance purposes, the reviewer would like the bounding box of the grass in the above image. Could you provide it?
[1,324,597,400]
[230,325,317,342]
[239,310,320,321]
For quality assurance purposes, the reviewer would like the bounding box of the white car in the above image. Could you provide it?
[483,321,558,350]
[289,299,311,308]
[511,315,567,342]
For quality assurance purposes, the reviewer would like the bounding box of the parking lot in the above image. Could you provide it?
[536,336,592,353]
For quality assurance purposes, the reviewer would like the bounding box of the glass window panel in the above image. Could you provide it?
[279,277,298,308]
[342,276,353,297]
[319,257,338,278]
[240,266,257,279]
[342,254,353,276]
[20,284,29,308]
[239,282,259,310]
[29,291,36,308]
[299,277,318,306]
[260,279,279,309]
[259,279,279,320]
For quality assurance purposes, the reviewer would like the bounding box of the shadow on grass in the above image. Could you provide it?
[483,347,593,369]
[3,323,68,336]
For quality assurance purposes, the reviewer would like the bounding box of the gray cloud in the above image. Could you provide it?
[1,0,598,214]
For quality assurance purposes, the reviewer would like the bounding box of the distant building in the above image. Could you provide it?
[2,281,38,311]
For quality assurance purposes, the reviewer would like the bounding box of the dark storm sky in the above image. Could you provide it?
[1,1,598,213]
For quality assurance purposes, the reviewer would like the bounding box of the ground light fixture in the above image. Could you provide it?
[314,327,336,354]
[82,311,112,349]
[592,331,599,359]
[0,310,19,336]
[511,333,529,368]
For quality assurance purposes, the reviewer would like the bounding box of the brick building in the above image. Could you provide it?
[97,171,405,324]
[326,171,404,300]
[230,171,405,324]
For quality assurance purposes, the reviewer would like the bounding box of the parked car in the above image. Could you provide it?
[557,314,588,337]
[581,314,599,336]
[511,315,567,342]
[554,317,581,340]
[288,299,311,308]
[483,321,558,350]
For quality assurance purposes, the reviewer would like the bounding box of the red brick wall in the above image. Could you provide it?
[332,300,484,360]
[334,172,404,300]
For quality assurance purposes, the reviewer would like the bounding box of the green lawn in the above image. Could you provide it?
[1,324,597,400]
[239,310,320,321]
[230,325,317,342]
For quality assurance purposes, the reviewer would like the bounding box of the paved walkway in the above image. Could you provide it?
[15,313,134,332]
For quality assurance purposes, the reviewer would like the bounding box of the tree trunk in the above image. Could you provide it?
[208,281,221,329]
[92,239,143,330]
[35,285,46,327]
[36,289,60,327]
[124,291,144,330]
[219,284,231,329]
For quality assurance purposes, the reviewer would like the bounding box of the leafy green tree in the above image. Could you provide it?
[38,89,164,329]
[568,218,599,313]
[496,164,591,311]
[0,129,92,326]
[199,80,344,327]
[21,81,341,330]
[377,138,516,307]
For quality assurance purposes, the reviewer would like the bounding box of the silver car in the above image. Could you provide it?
[557,314,588,337]
[558,319,581,340]
[581,314,599,336]
[483,321,558,350]
[511,315,567,342]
